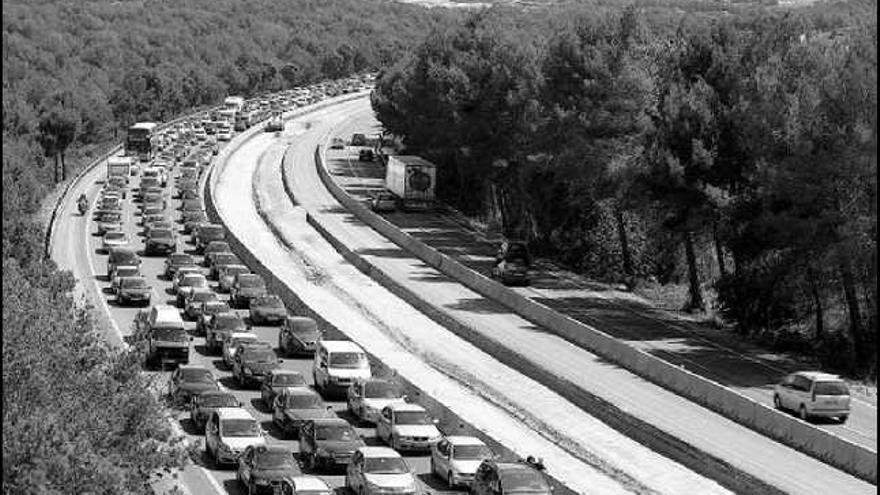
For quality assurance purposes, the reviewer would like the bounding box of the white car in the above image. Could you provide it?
[279,476,332,495]
[376,403,441,452]
[773,371,851,422]
[430,436,494,488]
[101,231,129,253]
[222,332,259,368]
[347,378,407,424]
[345,446,420,495]
[205,407,266,466]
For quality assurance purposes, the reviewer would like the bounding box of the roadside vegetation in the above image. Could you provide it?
[3,0,455,491]
[372,0,877,378]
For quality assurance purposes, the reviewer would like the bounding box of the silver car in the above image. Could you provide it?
[773,371,850,423]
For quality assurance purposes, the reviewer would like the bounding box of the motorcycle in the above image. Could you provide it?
[77,198,88,216]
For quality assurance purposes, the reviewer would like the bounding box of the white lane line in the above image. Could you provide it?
[199,466,226,495]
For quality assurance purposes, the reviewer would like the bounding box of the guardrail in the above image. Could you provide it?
[310,143,878,484]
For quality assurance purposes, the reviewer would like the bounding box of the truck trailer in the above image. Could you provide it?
[107,156,134,184]
[384,155,437,211]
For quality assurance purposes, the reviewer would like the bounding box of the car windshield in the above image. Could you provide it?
[199,394,238,408]
[287,321,317,335]
[115,267,139,277]
[814,382,849,395]
[395,411,432,425]
[273,373,305,387]
[192,291,217,302]
[152,328,188,342]
[221,419,259,437]
[329,352,367,369]
[121,278,148,289]
[453,444,493,460]
[280,393,321,409]
[214,314,244,329]
[501,470,551,492]
[100,213,121,222]
[183,276,207,287]
[214,254,238,264]
[170,255,193,264]
[254,296,282,308]
[151,229,173,238]
[181,369,214,383]
[230,336,257,348]
[204,302,230,313]
[364,382,403,399]
[254,450,295,470]
[202,227,223,237]
[223,267,249,277]
[315,424,358,441]
[242,349,276,364]
[363,457,408,475]
[105,232,126,241]
[110,251,139,265]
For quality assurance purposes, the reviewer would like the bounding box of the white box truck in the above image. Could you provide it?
[107,156,133,184]
[384,155,436,211]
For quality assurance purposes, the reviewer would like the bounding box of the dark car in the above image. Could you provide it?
[183,289,220,321]
[278,317,320,357]
[145,228,176,256]
[205,311,248,354]
[181,210,208,234]
[201,242,231,265]
[351,133,367,146]
[271,389,334,438]
[495,239,531,267]
[236,445,301,495]
[207,252,242,278]
[116,276,152,306]
[260,370,308,408]
[358,148,374,162]
[96,211,123,235]
[472,459,552,495]
[190,391,241,432]
[299,418,365,472]
[180,198,204,213]
[195,300,231,336]
[194,225,225,252]
[144,220,174,237]
[232,344,282,389]
[179,189,200,200]
[164,253,197,280]
[491,260,530,286]
[218,264,251,293]
[249,294,286,325]
[167,365,220,404]
[231,273,267,309]
[107,247,141,279]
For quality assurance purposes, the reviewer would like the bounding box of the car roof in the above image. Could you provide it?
[290,476,332,490]
[306,417,349,427]
[215,407,255,420]
[320,340,365,353]
[445,435,486,446]
[386,403,426,413]
[496,461,542,474]
[794,371,842,381]
[358,446,401,458]
[178,364,209,371]
[279,387,319,397]
[229,332,258,340]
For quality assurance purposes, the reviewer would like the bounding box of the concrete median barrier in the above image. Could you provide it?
[312,142,878,484]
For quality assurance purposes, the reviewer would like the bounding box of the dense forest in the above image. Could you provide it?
[2,0,455,492]
[372,1,877,377]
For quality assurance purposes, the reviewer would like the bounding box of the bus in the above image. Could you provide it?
[126,122,159,162]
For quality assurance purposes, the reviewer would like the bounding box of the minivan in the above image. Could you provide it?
[774,371,851,423]
[313,340,371,397]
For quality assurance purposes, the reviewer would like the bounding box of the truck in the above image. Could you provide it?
[384,155,437,211]
[136,304,190,369]
[107,156,134,184]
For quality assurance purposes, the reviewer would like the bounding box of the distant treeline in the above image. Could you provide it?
[372,1,877,376]
[2,0,455,492]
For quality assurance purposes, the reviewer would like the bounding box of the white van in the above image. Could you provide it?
[148,304,185,331]
[313,340,371,397]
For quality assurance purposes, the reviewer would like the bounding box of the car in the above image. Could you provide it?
[195,300,231,336]
[297,418,365,474]
[164,253,197,280]
[141,213,166,229]
[205,408,266,466]
[101,231,129,253]
[271,389,334,438]
[345,447,419,495]
[260,370,308,408]
[145,228,176,256]
[347,378,407,425]
[110,266,141,294]
[313,340,371,398]
[232,344,282,389]
[430,436,494,488]
[107,246,141,279]
[141,191,166,210]
[351,133,367,146]
[273,477,333,495]
[495,239,531,267]
[116,276,152,306]
[370,192,397,212]
[773,371,851,422]
[174,275,208,309]
[358,148,374,162]
[278,316,320,357]
[103,180,127,199]
[329,137,345,150]
[207,252,241,278]
[144,220,174,237]
[183,289,220,321]
[182,210,208,234]
[491,260,530,286]
[376,403,441,453]
[231,273,268,309]
[218,264,251,293]
[249,294,286,325]
[236,445,301,494]
[190,391,241,432]
[205,311,249,354]
[222,332,263,368]
[179,188,200,200]
[199,240,230,262]
[471,459,552,495]
[99,196,122,212]
[180,198,204,214]
[95,211,123,235]
[167,365,220,404]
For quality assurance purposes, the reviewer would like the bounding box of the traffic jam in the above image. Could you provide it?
[88,75,553,495]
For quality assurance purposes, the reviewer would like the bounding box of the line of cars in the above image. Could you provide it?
[91,79,554,495]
